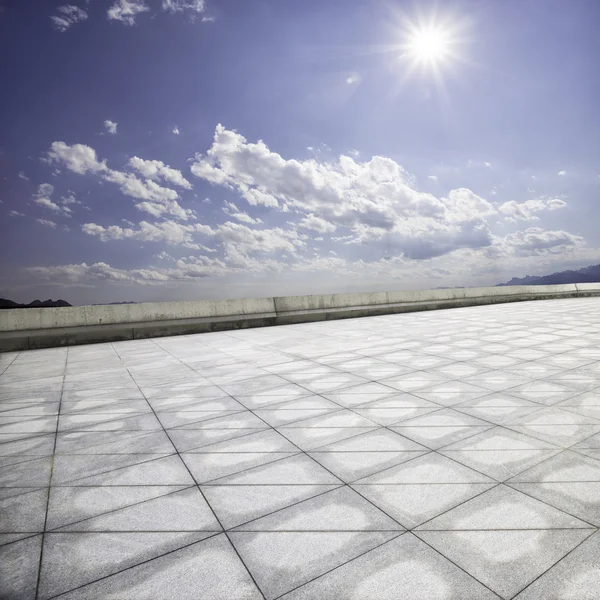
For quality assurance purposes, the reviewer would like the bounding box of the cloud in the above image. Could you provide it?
[18,171,29,181]
[104,120,118,135]
[162,0,206,14]
[346,74,361,85]
[558,170,567,176]
[47,141,193,220]
[298,214,336,234]
[51,5,88,32]
[36,219,57,228]
[129,157,192,189]
[427,175,438,182]
[82,216,304,267]
[502,227,583,256]
[47,142,107,174]
[161,0,212,20]
[189,125,508,260]
[467,159,492,168]
[104,170,192,220]
[107,0,149,25]
[9,211,25,217]
[499,198,568,221]
[82,220,212,247]
[33,183,67,213]
[222,201,262,224]
[172,126,180,135]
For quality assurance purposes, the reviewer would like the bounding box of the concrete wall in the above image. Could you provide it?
[1,283,599,351]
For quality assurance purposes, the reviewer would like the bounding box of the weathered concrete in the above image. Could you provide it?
[1,283,599,351]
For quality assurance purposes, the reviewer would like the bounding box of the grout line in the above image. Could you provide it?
[109,341,268,600]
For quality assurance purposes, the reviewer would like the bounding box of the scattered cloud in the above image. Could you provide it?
[558,170,567,176]
[501,227,583,256]
[107,0,149,25]
[47,141,193,220]
[162,0,206,15]
[298,214,336,234]
[34,183,62,213]
[346,74,361,85]
[47,142,107,174]
[36,219,57,228]
[467,159,492,169]
[104,120,118,135]
[129,157,192,189]
[172,126,180,135]
[51,5,88,32]
[18,171,29,181]
[222,201,262,224]
[9,211,25,217]
[428,175,438,182]
[190,125,499,260]
[499,198,568,221]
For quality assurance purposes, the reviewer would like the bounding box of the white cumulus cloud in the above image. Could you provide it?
[129,157,192,189]
[104,120,118,135]
[107,0,150,25]
[36,219,57,228]
[51,5,88,32]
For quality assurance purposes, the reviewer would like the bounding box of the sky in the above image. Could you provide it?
[1,0,599,305]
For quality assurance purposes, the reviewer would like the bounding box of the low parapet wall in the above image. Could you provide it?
[1,283,599,351]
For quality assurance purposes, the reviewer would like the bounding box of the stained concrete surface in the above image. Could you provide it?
[2,298,600,599]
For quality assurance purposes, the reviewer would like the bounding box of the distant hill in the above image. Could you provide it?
[0,298,72,309]
[498,263,600,286]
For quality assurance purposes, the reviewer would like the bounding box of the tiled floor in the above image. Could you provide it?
[2,298,600,599]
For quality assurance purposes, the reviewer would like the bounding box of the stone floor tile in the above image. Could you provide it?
[280,533,499,600]
[0,534,42,600]
[352,483,495,529]
[230,530,400,599]
[55,486,222,532]
[207,453,341,485]
[0,488,48,532]
[183,451,298,483]
[202,484,341,529]
[355,452,494,484]
[47,485,190,530]
[513,530,600,599]
[417,484,593,531]
[233,486,403,532]
[416,528,594,599]
[38,531,217,599]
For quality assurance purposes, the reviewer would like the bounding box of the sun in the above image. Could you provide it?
[408,27,450,63]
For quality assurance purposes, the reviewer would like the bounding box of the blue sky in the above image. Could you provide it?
[1,0,599,304]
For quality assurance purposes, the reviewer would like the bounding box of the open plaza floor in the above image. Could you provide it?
[2,298,600,599]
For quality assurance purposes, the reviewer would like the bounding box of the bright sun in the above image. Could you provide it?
[408,27,450,63]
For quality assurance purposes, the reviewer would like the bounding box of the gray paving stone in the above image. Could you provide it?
[55,486,222,532]
[4,299,600,598]
[202,484,341,529]
[416,529,593,599]
[234,486,403,532]
[47,485,191,529]
[230,530,400,599]
[513,530,600,599]
[38,531,217,599]
[0,534,42,600]
[417,484,593,530]
[53,533,264,600]
[280,533,499,600]
[0,488,48,532]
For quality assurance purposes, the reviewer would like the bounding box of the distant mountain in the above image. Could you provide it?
[498,263,600,286]
[0,298,72,309]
